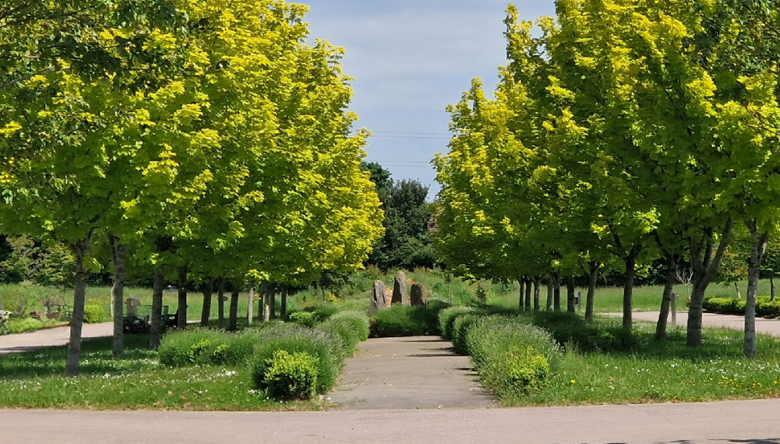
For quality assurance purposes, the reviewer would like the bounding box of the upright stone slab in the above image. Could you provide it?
[370,280,387,315]
[392,271,409,305]
[410,283,427,306]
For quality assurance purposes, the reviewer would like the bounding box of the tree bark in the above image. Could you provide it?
[149,264,164,349]
[281,285,288,320]
[200,279,213,327]
[687,217,735,347]
[247,283,254,325]
[108,233,125,359]
[533,277,541,312]
[524,278,532,312]
[745,226,769,358]
[269,284,277,320]
[264,283,272,322]
[671,289,678,328]
[177,265,187,329]
[566,277,576,313]
[623,252,637,331]
[586,261,599,324]
[656,255,677,340]
[66,235,92,376]
[517,279,525,311]
[228,283,239,332]
[546,274,554,311]
[217,278,225,329]
[553,272,561,312]
[771,274,775,302]
[734,282,742,299]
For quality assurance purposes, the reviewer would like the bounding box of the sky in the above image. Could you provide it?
[305,0,556,199]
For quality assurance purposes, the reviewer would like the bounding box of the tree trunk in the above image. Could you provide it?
[533,278,541,312]
[108,234,126,359]
[566,277,576,313]
[745,227,769,358]
[656,255,677,340]
[671,288,678,328]
[269,284,277,320]
[247,283,254,325]
[586,261,599,324]
[177,265,188,329]
[263,284,272,322]
[734,282,742,299]
[228,284,239,332]
[200,280,213,327]
[66,235,92,376]
[217,278,225,329]
[281,285,288,320]
[687,218,735,347]
[623,253,637,331]
[149,264,164,349]
[771,274,775,302]
[524,278,532,312]
[517,279,525,311]
[553,272,561,312]
[546,274,554,311]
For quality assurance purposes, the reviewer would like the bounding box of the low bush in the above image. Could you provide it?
[158,329,225,367]
[83,305,106,324]
[329,311,370,342]
[372,302,449,337]
[210,331,261,366]
[438,306,477,340]
[311,304,339,322]
[7,318,58,334]
[260,349,319,400]
[288,311,317,327]
[704,296,779,317]
[451,313,486,355]
[465,316,561,397]
[319,317,361,353]
[251,324,343,395]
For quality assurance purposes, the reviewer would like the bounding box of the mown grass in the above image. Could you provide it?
[500,318,780,406]
[0,334,322,410]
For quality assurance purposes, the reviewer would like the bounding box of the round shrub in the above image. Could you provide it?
[210,330,261,366]
[260,349,319,400]
[251,324,343,394]
[158,329,226,367]
[330,311,370,342]
[438,306,477,340]
[319,318,361,353]
[288,311,317,327]
[505,349,550,389]
[312,304,339,322]
[83,305,106,324]
[451,313,485,355]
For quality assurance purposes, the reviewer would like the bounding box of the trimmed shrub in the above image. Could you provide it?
[465,316,561,396]
[451,313,485,355]
[330,311,370,342]
[210,330,261,366]
[159,329,225,367]
[704,296,780,317]
[83,305,106,324]
[288,311,317,327]
[251,324,343,394]
[438,306,477,340]
[319,317,361,353]
[312,304,339,322]
[260,350,319,400]
[373,305,435,337]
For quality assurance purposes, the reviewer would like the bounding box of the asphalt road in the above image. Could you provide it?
[2,399,779,444]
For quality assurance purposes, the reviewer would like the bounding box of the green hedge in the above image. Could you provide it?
[465,315,561,397]
[372,300,449,337]
[451,313,486,355]
[438,306,478,340]
[704,296,780,317]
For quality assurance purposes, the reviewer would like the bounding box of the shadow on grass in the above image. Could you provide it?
[0,334,155,379]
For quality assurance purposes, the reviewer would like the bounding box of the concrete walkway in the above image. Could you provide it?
[610,312,780,337]
[0,322,113,354]
[328,336,495,410]
[2,398,779,444]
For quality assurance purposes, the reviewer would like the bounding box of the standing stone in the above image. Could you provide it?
[410,283,427,306]
[392,271,409,305]
[370,281,387,315]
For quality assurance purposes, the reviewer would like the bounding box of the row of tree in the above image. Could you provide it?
[0,0,384,375]
[434,0,780,357]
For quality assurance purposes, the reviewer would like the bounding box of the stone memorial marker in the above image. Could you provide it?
[370,280,387,315]
[392,271,409,305]
[410,283,427,306]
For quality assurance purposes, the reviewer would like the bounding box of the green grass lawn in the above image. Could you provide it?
[503,318,780,406]
[0,334,321,411]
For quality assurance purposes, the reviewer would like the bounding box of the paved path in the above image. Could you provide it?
[2,399,779,443]
[608,312,780,337]
[328,336,495,410]
[0,322,113,354]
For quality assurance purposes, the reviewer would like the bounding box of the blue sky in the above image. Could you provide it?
[305,1,556,198]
